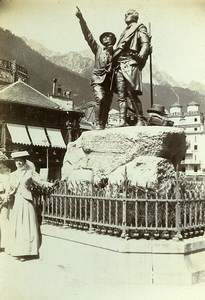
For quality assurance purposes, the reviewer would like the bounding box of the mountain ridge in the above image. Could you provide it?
[22,36,205,96]
[0,28,93,106]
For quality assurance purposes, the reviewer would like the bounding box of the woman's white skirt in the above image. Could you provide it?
[6,194,41,257]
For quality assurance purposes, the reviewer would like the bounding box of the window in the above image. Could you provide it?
[194,118,197,122]
[194,166,198,172]
[186,153,193,159]
[194,145,198,150]
[194,128,197,131]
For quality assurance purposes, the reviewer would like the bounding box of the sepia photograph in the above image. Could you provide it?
[0,0,205,299]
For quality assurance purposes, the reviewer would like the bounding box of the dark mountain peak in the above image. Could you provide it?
[0,28,93,106]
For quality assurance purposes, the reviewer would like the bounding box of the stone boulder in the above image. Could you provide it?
[62,126,186,185]
[108,156,176,192]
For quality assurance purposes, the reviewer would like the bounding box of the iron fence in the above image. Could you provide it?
[33,179,205,240]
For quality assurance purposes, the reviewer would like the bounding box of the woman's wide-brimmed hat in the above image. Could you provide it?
[11,150,30,159]
[147,104,168,116]
[0,151,8,161]
[99,32,116,45]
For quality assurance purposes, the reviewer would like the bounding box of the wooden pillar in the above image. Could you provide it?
[0,122,6,152]
[64,126,72,145]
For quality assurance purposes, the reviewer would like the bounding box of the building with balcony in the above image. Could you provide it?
[168,101,205,179]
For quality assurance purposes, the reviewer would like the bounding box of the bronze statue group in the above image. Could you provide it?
[76,7,172,129]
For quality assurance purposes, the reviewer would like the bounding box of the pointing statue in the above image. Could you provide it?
[76,6,116,130]
[112,9,151,126]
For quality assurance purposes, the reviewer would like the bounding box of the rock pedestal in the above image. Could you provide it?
[62,126,186,190]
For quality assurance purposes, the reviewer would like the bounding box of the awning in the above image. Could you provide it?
[27,126,50,147]
[7,123,31,145]
[46,128,66,148]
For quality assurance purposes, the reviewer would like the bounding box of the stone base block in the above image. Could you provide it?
[41,225,205,286]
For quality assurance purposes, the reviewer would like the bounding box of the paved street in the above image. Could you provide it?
[1,227,205,300]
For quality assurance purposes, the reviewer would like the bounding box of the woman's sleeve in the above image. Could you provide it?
[31,171,53,189]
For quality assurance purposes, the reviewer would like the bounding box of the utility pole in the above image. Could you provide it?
[149,23,153,107]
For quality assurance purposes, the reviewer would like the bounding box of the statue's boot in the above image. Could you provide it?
[118,101,129,127]
[131,98,145,126]
[95,102,104,130]
[136,115,145,126]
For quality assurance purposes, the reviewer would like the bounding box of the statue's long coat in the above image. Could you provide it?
[115,22,150,95]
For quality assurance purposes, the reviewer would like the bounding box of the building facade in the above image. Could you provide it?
[0,59,94,179]
[168,101,205,179]
[0,59,29,86]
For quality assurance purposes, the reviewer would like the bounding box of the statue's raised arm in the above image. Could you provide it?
[74,7,116,130]
[75,6,97,54]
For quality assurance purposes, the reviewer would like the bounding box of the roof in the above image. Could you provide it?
[49,96,74,111]
[188,101,199,106]
[0,81,62,111]
[170,102,182,108]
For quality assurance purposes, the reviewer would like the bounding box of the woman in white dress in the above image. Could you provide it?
[6,151,56,262]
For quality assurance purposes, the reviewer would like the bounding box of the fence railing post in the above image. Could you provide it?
[63,181,68,228]
[173,165,183,241]
[121,167,128,239]
[89,180,94,233]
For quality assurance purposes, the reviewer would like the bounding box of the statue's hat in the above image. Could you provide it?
[147,104,168,116]
[99,32,116,45]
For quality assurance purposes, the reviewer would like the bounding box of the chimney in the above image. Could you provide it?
[57,85,62,97]
[52,78,57,96]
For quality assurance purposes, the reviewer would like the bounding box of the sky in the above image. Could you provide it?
[0,0,205,84]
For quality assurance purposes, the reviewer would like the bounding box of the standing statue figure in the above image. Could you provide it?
[76,7,116,130]
[112,9,151,126]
